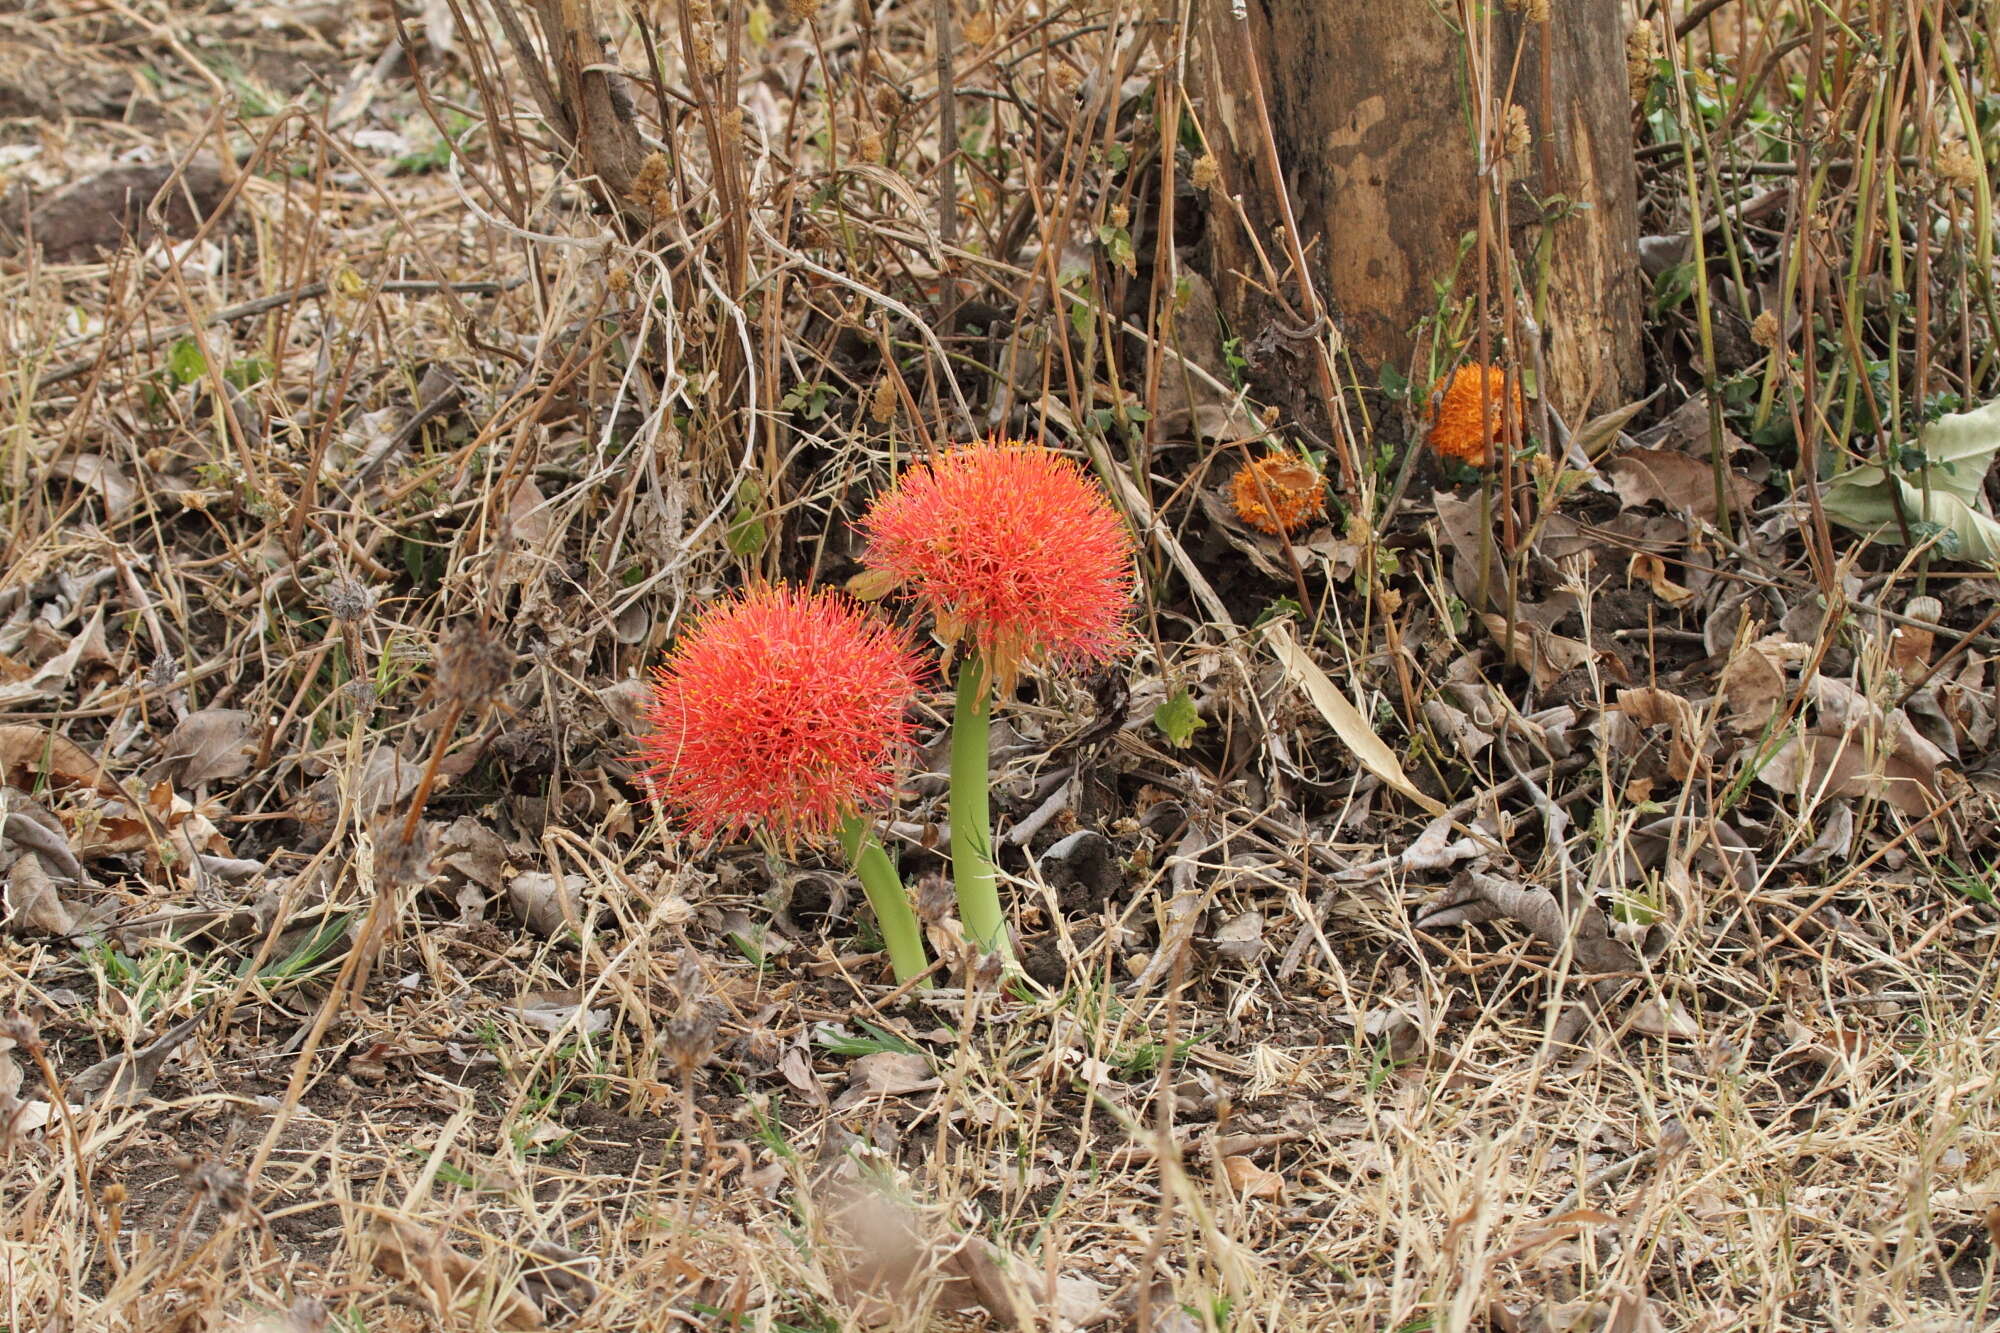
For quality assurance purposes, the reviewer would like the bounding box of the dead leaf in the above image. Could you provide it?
[1221,1154,1285,1199]
[1757,729,1941,817]
[1419,869,1638,975]
[1603,445,1759,521]
[1481,612,1594,692]
[4,846,76,935]
[368,1218,546,1330]
[154,708,258,787]
[0,726,114,794]
[1207,909,1265,963]
[1628,551,1694,605]
[507,870,579,937]
[1265,620,1443,814]
[845,1051,936,1098]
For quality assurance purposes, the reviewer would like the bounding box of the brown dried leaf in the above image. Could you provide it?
[845,1051,936,1097]
[4,848,76,936]
[0,726,114,795]
[1420,869,1638,975]
[1481,612,1593,692]
[1221,1153,1286,1199]
[1266,621,1443,814]
[368,1218,546,1330]
[1603,446,1759,521]
[155,708,258,787]
[507,870,578,937]
[1757,730,1941,817]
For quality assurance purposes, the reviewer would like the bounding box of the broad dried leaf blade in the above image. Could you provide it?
[1264,621,1444,814]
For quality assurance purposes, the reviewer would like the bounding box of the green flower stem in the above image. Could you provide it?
[840,814,929,985]
[950,654,1008,958]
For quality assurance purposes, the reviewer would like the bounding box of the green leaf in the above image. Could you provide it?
[224,356,273,389]
[1820,394,2000,565]
[167,337,207,385]
[1378,361,1409,401]
[1152,689,1204,748]
[813,1021,922,1058]
[726,480,768,558]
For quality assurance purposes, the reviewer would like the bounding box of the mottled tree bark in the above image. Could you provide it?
[1198,1,1643,420]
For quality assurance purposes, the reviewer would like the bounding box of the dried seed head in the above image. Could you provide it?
[1506,0,1551,20]
[177,1154,250,1213]
[912,872,955,924]
[0,1013,41,1054]
[1627,21,1660,103]
[1937,138,1982,187]
[660,1009,721,1076]
[783,0,821,20]
[1191,154,1220,193]
[372,822,434,889]
[1750,309,1779,349]
[434,621,513,707]
[1501,103,1532,162]
[968,947,1007,992]
[321,577,378,624]
[868,375,899,423]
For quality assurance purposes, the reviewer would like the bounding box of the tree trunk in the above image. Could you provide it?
[1198,1,1643,422]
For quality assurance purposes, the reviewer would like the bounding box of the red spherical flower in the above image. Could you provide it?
[638,585,924,843]
[858,441,1135,687]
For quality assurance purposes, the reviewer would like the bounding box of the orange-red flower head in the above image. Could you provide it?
[638,585,924,843]
[1428,363,1525,467]
[858,441,1135,688]
[1229,451,1328,535]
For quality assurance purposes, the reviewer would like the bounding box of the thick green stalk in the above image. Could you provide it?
[949,654,1007,956]
[840,815,928,985]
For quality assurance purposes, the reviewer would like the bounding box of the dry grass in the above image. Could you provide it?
[3,1,2000,1330]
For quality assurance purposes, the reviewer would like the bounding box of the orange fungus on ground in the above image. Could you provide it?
[1229,451,1328,535]
[1428,363,1525,467]
[638,585,924,843]
[858,440,1135,688]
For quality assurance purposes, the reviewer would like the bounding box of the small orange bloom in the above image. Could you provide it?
[1229,452,1328,535]
[1428,364,1525,467]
